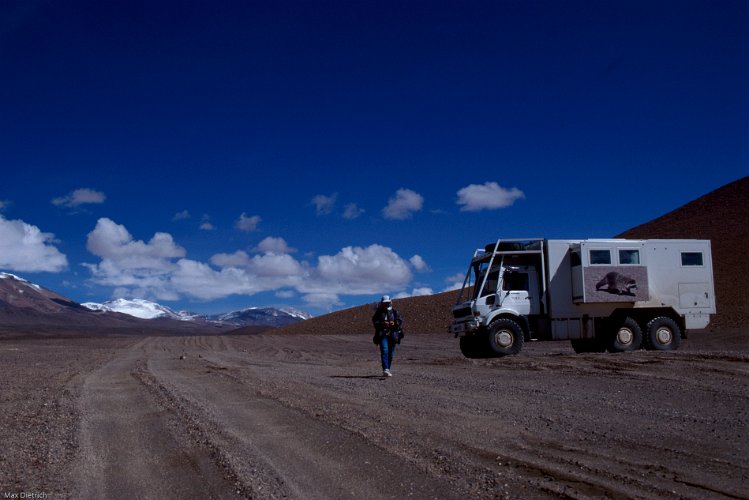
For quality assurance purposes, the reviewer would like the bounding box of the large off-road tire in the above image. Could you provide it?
[486,318,524,356]
[459,335,486,358]
[644,316,682,351]
[607,316,643,353]
[570,338,606,354]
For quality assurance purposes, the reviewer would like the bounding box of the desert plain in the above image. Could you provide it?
[1,328,746,499]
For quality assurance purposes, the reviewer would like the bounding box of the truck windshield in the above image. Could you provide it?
[473,261,500,299]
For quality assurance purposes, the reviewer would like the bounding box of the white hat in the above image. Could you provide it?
[380,295,391,303]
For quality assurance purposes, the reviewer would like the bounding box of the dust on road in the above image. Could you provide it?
[1,332,747,498]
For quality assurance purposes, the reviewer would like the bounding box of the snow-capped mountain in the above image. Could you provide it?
[81,298,198,321]
[1,272,310,330]
[206,306,312,327]
[81,299,311,327]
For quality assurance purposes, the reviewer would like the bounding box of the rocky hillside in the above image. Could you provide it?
[618,176,748,331]
[264,290,463,336]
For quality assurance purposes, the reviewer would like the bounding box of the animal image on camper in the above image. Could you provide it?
[586,266,649,302]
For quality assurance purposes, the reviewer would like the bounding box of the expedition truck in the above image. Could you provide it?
[450,239,715,357]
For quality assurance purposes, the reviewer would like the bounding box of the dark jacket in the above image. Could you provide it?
[372,307,404,344]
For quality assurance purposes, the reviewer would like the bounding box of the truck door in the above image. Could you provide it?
[500,268,540,316]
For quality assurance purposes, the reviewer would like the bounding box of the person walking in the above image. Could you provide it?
[372,295,403,377]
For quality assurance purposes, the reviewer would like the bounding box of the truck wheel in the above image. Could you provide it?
[644,317,681,351]
[571,338,606,353]
[459,336,485,358]
[607,317,642,353]
[486,318,524,356]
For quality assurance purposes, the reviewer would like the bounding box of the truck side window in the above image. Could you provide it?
[481,270,500,296]
[589,250,611,265]
[619,249,640,265]
[681,252,704,266]
[502,272,529,292]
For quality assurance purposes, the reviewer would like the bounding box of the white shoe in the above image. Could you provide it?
[384,369,392,377]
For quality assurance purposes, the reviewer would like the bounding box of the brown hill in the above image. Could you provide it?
[618,176,748,331]
[267,290,463,337]
[0,273,232,336]
[273,176,748,336]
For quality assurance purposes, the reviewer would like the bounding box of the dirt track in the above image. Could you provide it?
[1,332,747,499]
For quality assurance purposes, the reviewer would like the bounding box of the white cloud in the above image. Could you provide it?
[173,210,190,221]
[254,236,295,254]
[409,254,430,272]
[382,188,423,220]
[312,193,337,215]
[302,292,343,309]
[200,222,215,231]
[52,188,106,208]
[456,182,524,211]
[84,218,186,300]
[236,213,261,232]
[84,219,419,306]
[394,287,434,299]
[342,203,365,220]
[0,215,68,272]
[443,272,467,291]
[309,244,413,295]
[0,200,9,211]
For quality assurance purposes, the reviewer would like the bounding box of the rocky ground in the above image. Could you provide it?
[0,329,747,499]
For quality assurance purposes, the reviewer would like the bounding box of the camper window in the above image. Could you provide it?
[589,249,611,265]
[619,249,640,265]
[681,252,704,266]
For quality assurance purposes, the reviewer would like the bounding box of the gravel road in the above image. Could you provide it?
[1,332,747,498]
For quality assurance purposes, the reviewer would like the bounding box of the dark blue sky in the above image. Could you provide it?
[1,0,747,313]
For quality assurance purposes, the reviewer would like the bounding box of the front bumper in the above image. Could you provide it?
[450,318,480,336]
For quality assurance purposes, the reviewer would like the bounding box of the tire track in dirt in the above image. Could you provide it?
[144,342,463,499]
[75,337,234,498]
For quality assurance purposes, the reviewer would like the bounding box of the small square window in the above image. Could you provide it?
[619,249,640,265]
[590,250,611,265]
[681,252,703,266]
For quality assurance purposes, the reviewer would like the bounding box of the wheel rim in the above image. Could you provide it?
[616,327,633,346]
[495,330,513,348]
[655,327,673,345]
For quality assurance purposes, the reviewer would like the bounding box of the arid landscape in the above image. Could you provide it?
[1,178,748,499]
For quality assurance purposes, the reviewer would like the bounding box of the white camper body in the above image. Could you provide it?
[450,238,715,357]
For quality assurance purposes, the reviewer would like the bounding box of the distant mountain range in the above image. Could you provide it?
[81,298,312,327]
[0,272,311,331]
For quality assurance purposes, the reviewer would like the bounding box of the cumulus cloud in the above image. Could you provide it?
[173,210,191,221]
[52,188,106,208]
[0,215,68,272]
[443,272,467,291]
[254,236,295,254]
[302,292,343,309]
[382,188,423,220]
[409,254,430,272]
[312,193,337,216]
[342,203,365,220]
[236,213,261,232]
[83,219,417,308]
[84,218,186,300]
[309,244,413,295]
[394,287,434,299]
[456,182,524,211]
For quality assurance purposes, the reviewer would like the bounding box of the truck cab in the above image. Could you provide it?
[450,239,546,356]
